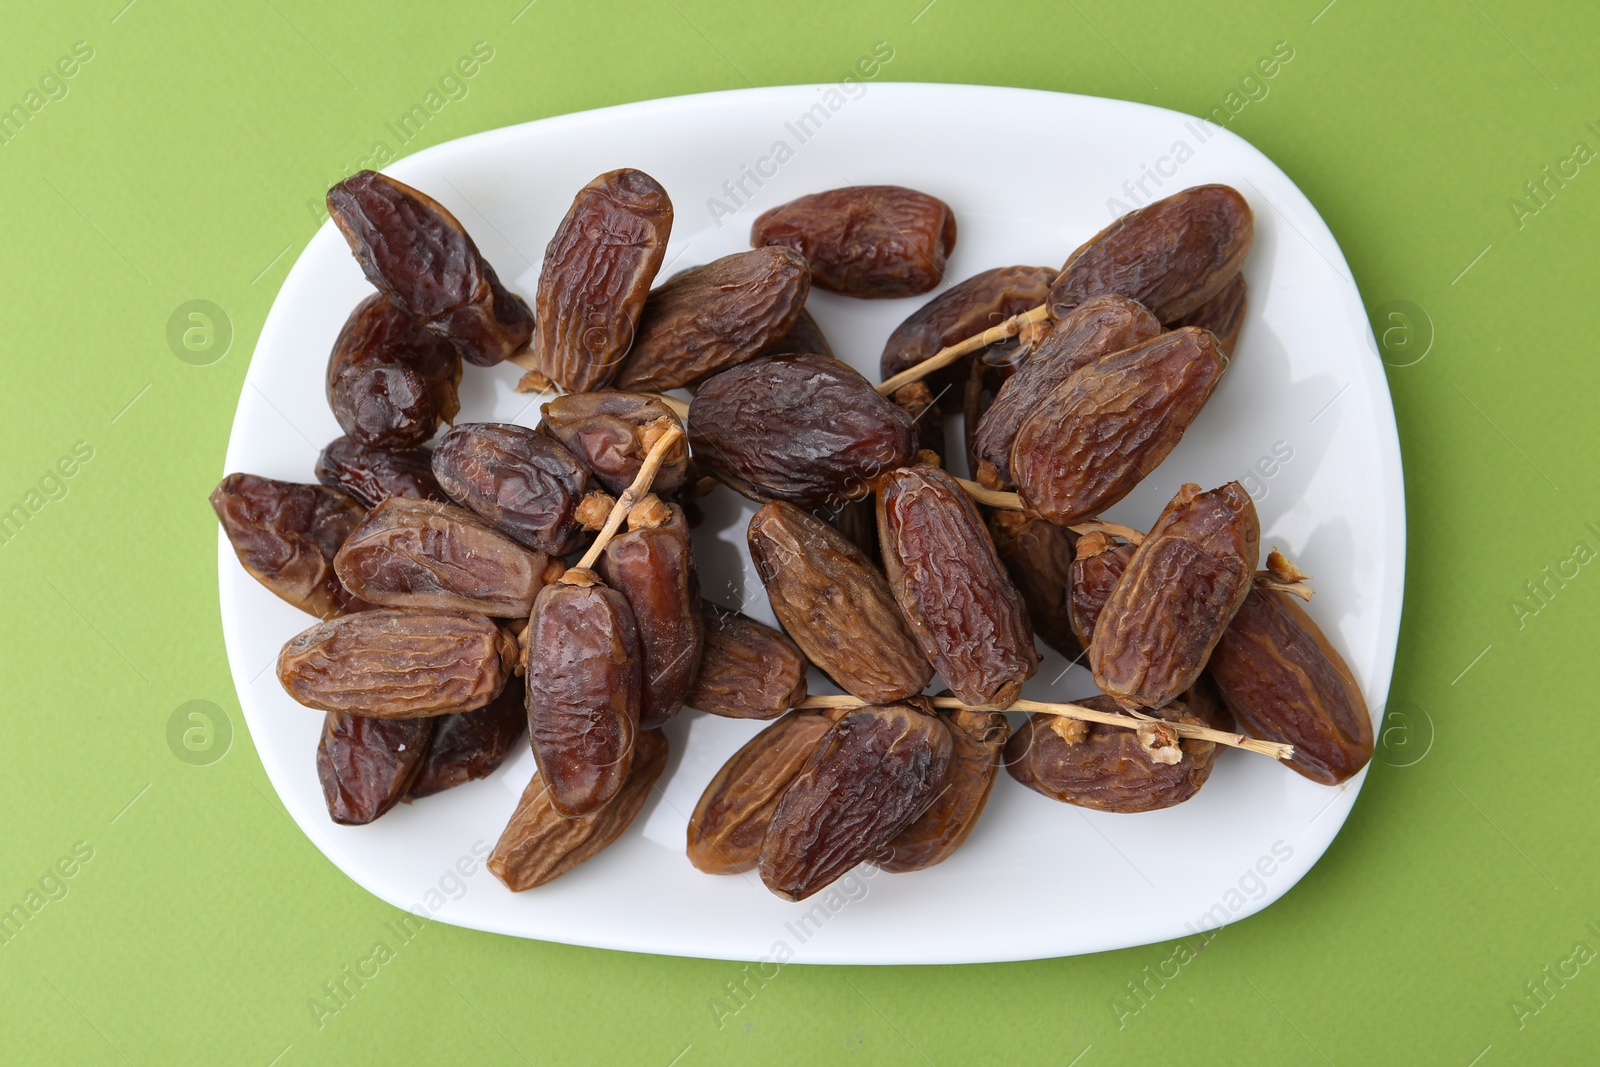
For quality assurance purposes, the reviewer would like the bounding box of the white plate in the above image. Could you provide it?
[220,83,1404,965]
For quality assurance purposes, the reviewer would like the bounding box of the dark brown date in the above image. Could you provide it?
[877,708,1007,872]
[880,265,1057,408]
[752,185,956,298]
[877,464,1038,707]
[277,609,514,717]
[1091,482,1260,710]
[1208,587,1373,784]
[689,353,916,507]
[988,510,1082,660]
[1004,696,1219,812]
[316,712,434,825]
[598,498,702,728]
[748,502,932,704]
[686,602,809,720]
[1171,273,1247,356]
[432,423,591,555]
[972,294,1162,487]
[613,247,810,390]
[755,306,834,360]
[326,171,534,367]
[325,293,462,450]
[525,572,642,817]
[211,474,370,618]
[533,168,673,391]
[333,497,549,617]
[538,391,687,496]
[759,701,953,901]
[315,436,447,509]
[686,708,847,874]
[1049,184,1253,323]
[409,676,527,797]
[1010,327,1228,524]
[1067,531,1135,649]
[489,728,668,891]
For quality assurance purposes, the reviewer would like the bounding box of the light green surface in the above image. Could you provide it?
[2,1,1595,1063]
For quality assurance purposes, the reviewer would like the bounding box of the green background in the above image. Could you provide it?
[1,0,1593,1063]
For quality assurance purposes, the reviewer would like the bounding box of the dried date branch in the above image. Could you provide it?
[795,693,1294,761]
[570,423,687,572]
[950,477,1147,545]
[876,304,1050,396]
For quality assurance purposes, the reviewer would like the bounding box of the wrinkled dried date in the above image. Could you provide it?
[489,728,668,891]
[752,185,957,298]
[755,306,834,360]
[333,497,550,617]
[1049,184,1253,323]
[972,294,1162,487]
[612,247,810,390]
[1010,327,1229,524]
[325,293,462,450]
[748,502,932,703]
[1091,482,1260,710]
[877,464,1037,707]
[525,572,642,817]
[686,708,847,874]
[212,473,370,618]
[989,510,1082,660]
[1004,695,1219,812]
[685,602,809,720]
[409,676,528,797]
[1068,531,1135,648]
[315,436,447,509]
[879,265,1057,408]
[759,700,953,901]
[326,171,534,367]
[1208,587,1373,784]
[316,712,434,825]
[598,498,702,728]
[877,708,1007,872]
[432,423,592,555]
[538,392,688,496]
[533,168,673,391]
[278,609,514,716]
[1171,273,1247,356]
[689,353,916,507]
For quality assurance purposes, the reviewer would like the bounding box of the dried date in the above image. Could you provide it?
[315,436,447,509]
[972,294,1161,487]
[689,353,916,507]
[326,171,534,367]
[877,464,1038,707]
[1090,482,1260,710]
[598,497,702,728]
[1067,531,1135,648]
[759,700,953,901]
[325,293,462,449]
[525,571,642,817]
[277,609,515,716]
[748,502,932,703]
[1010,327,1229,524]
[1171,273,1247,356]
[211,473,370,618]
[317,712,435,825]
[1049,184,1253,323]
[877,708,1007,872]
[752,185,956,298]
[333,497,550,617]
[432,423,592,555]
[533,168,673,391]
[1208,587,1373,784]
[988,510,1081,660]
[409,676,527,797]
[489,728,668,891]
[613,247,810,390]
[538,391,688,496]
[685,602,809,720]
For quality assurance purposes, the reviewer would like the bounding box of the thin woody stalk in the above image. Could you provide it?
[876,303,1051,396]
[795,693,1295,761]
[569,424,685,573]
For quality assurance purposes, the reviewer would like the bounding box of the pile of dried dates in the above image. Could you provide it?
[215,170,1373,902]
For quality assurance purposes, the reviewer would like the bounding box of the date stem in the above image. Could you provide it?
[795,693,1294,761]
[876,303,1050,396]
[1068,520,1146,545]
[570,424,686,572]
[953,476,1025,510]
